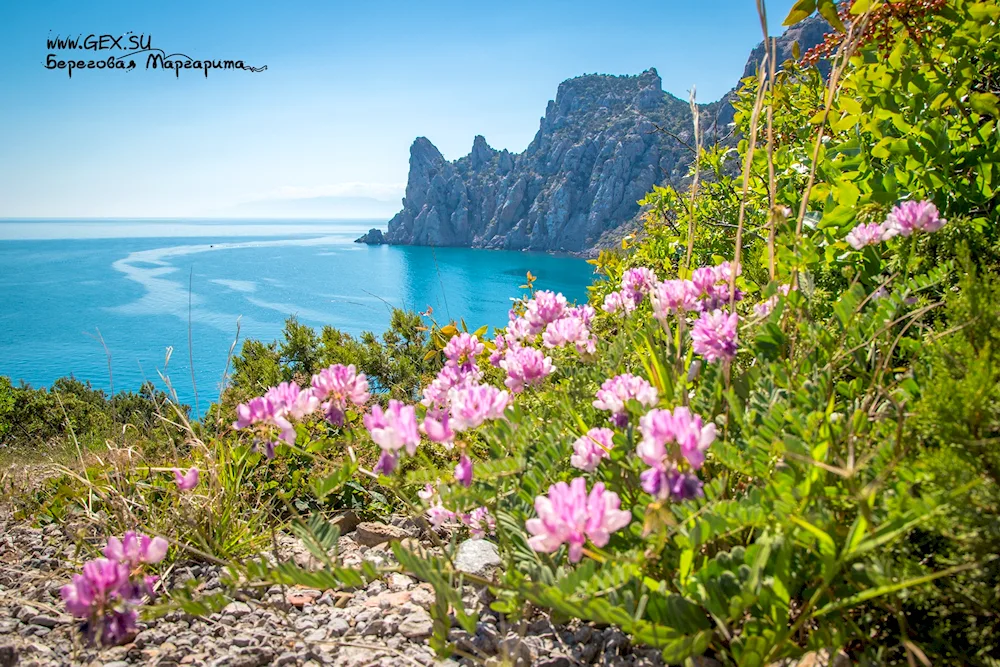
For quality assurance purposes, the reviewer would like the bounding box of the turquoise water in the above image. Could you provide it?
[0,220,594,410]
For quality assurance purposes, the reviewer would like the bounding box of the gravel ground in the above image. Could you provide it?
[0,513,849,667]
[0,513,680,667]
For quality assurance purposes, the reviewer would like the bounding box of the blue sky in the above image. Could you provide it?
[0,0,795,218]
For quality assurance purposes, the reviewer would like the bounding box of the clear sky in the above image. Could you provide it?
[0,0,795,218]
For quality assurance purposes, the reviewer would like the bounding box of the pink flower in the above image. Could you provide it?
[565,304,595,327]
[463,507,496,538]
[640,467,704,501]
[525,478,632,563]
[593,374,658,427]
[234,381,318,447]
[363,400,420,457]
[173,467,199,491]
[418,482,437,503]
[506,317,535,342]
[500,346,555,393]
[61,558,130,618]
[570,428,615,472]
[691,266,720,295]
[753,284,792,318]
[454,454,474,487]
[669,406,717,469]
[603,290,636,314]
[524,291,567,334]
[62,532,168,646]
[448,383,509,431]
[882,200,946,238]
[422,411,455,445]
[104,531,169,568]
[633,397,717,501]
[621,267,659,304]
[373,451,397,475]
[650,279,700,319]
[637,407,716,471]
[542,315,597,354]
[265,382,320,422]
[427,503,456,528]
[443,333,485,370]
[421,363,480,411]
[691,309,738,363]
[845,222,884,250]
[488,333,512,367]
[311,364,370,426]
[233,396,293,443]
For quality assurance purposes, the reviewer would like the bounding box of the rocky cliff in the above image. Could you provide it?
[360,18,828,253]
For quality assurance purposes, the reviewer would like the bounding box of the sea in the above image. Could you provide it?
[0,219,594,412]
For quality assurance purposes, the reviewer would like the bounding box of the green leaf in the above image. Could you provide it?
[817,0,846,32]
[850,0,873,14]
[970,92,999,117]
[784,0,816,25]
[789,515,837,559]
[812,563,977,618]
[311,460,358,502]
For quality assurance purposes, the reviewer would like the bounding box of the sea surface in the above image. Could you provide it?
[0,219,594,412]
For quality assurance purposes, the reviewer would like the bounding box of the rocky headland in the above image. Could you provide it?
[357,17,829,254]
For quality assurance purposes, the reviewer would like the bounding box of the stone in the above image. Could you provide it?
[353,522,409,547]
[103,662,130,667]
[454,539,502,578]
[27,615,63,628]
[535,657,573,667]
[362,590,411,608]
[328,617,350,636]
[222,601,253,618]
[285,588,323,607]
[397,608,434,639]
[0,645,16,667]
[353,228,384,245]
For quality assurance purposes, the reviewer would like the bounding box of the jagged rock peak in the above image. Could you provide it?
[743,14,830,79]
[469,135,497,169]
[547,68,664,120]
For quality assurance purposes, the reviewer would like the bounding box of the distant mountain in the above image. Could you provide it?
[220,196,401,219]
[358,16,829,253]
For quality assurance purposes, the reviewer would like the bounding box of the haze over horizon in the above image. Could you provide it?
[1,0,796,219]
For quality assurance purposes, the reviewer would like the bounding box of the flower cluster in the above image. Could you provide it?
[311,364,371,426]
[570,427,615,472]
[603,268,659,313]
[526,478,631,562]
[419,333,508,454]
[844,199,947,249]
[691,309,739,363]
[418,483,495,538]
[234,364,370,457]
[636,407,716,501]
[61,531,168,646]
[499,344,556,393]
[753,284,793,318]
[495,291,597,391]
[593,373,659,427]
[364,400,420,474]
[605,262,743,364]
